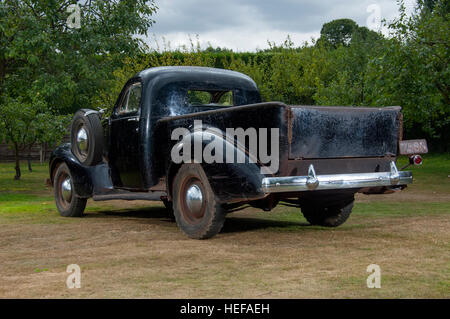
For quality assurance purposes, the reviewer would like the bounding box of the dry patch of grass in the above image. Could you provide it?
[0,157,449,298]
[0,200,448,298]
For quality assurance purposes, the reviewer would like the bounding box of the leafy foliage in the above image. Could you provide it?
[0,0,157,177]
[364,0,449,148]
[0,0,157,114]
[0,93,71,179]
[318,18,359,48]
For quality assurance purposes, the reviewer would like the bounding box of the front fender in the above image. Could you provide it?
[49,143,93,198]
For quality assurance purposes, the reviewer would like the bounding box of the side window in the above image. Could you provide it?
[117,82,142,115]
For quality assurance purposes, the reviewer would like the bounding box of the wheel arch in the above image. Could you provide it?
[166,127,268,203]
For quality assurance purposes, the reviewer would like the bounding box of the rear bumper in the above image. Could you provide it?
[262,161,412,193]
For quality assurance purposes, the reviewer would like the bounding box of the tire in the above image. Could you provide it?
[301,200,354,227]
[54,163,87,217]
[70,109,103,166]
[172,164,226,239]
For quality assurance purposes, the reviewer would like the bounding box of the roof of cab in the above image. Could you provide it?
[135,66,259,91]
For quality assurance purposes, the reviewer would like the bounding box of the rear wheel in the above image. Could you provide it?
[54,163,87,217]
[172,164,226,239]
[301,200,354,227]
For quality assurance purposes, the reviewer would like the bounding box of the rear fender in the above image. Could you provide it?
[169,128,268,203]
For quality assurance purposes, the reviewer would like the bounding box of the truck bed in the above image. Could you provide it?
[287,105,401,159]
[158,102,402,179]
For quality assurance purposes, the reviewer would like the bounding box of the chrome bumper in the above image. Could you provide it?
[262,161,413,193]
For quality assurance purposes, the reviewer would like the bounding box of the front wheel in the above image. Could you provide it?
[172,164,226,239]
[301,200,354,227]
[54,163,87,217]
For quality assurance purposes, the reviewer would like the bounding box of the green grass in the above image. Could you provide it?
[0,161,52,194]
[0,154,448,224]
[0,162,57,223]
[396,153,450,193]
[0,161,142,222]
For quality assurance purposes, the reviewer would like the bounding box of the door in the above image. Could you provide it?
[109,81,143,188]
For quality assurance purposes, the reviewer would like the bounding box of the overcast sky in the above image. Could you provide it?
[147,0,417,51]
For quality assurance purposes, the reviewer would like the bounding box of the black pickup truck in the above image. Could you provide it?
[49,66,428,239]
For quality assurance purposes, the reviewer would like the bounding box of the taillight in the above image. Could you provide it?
[410,155,423,166]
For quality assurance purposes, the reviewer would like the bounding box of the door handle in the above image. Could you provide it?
[127,117,139,122]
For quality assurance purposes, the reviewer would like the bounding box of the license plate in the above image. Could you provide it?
[399,139,428,155]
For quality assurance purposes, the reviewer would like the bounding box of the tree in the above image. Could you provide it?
[364,0,449,149]
[318,19,358,48]
[0,0,157,114]
[0,0,157,177]
[0,96,37,179]
[313,21,385,106]
[0,94,70,179]
[34,112,72,164]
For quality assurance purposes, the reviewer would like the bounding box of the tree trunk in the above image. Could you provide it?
[28,145,32,172]
[14,144,21,180]
[39,143,44,164]
[41,143,47,164]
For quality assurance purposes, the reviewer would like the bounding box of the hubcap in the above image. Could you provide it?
[185,184,204,216]
[76,127,88,155]
[61,177,72,202]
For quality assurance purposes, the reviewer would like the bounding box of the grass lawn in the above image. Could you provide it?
[0,154,449,298]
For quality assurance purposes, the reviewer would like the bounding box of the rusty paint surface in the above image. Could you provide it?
[286,106,294,145]
[288,105,401,159]
[398,111,403,142]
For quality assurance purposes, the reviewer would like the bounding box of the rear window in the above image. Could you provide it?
[187,90,233,107]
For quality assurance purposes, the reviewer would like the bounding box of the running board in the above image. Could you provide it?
[92,191,166,202]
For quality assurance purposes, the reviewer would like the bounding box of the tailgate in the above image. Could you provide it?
[288,106,401,159]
